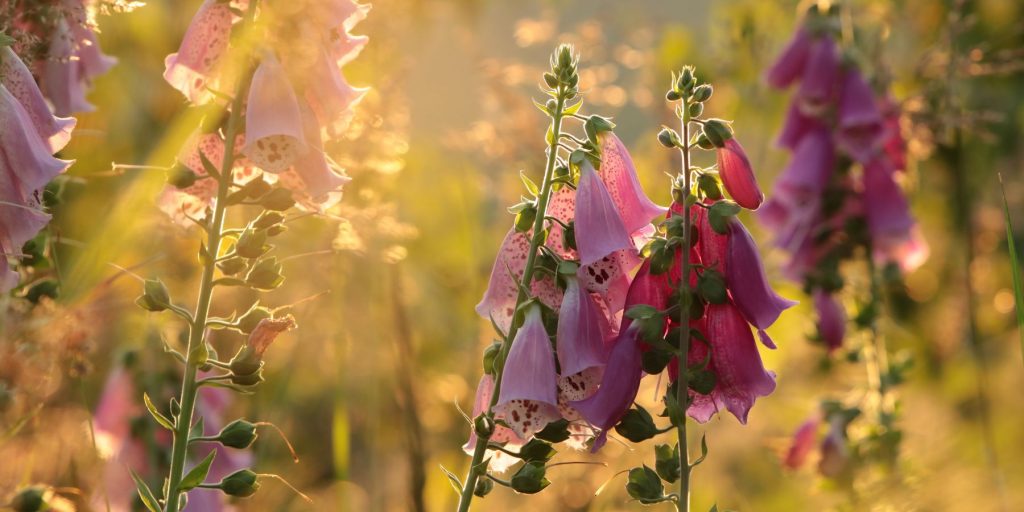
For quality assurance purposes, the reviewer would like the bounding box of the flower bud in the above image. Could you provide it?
[702,118,733,148]
[542,72,558,89]
[614,407,660,442]
[482,342,501,375]
[692,84,713,102]
[514,205,537,233]
[217,256,248,275]
[473,414,494,438]
[252,211,285,230]
[677,67,694,91]
[657,127,681,148]
[473,477,494,498]
[235,227,269,259]
[654,444,681,483]
[218,469,261,498]
[510,462,550,494]
[516,438,556,462]
[688,102,703,118]
[626,466,665,504]
[260,188,295,211]
[136,278,171,312]
[245,257,285,290]
[665,89,681,101]
[217,419,258,449]
[237,303,273,334]
[9,486,47,512]
[229,345,264,377]
[695,132,714,150]
[166,165,198,189]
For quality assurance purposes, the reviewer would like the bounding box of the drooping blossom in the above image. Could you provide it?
[597,132,668,233]
[475,228,564,333]
[91,365,150,512]
[574,161,633,266]
[248,315,297,358]
[783,414,821,469]
[463,375,526,473]
[716,138,763,210]
[493,304,561,440]
[570,325,644,451]
[41,16,117,115]
[725,218,798,348]
[163,0,236,104]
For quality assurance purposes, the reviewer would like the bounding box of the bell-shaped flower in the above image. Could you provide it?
[620,259,672,333]
[476,228,563,332]
[274,102,352,208]
[300,46,368,137]
[836,68,884,164]
[578,248,641,316]
[777,126,835,200]
[764,27,812,89]
[598,133,667,234]
[717,138,763,210]
[556,278,609,412]
[545,186,577,259]
[0,46,75,152]
[686,303,776,424]
[575,161,633,266]
[783,414,822,469]
[817,421,849,478]
[725,218,797,348]
[862,159,928,272]
[813,289,846,351]
[494,304,561,440]
[570,325,644,451]
[776,101,821,151]
[243,53,308,173]
[463,375,525,472]
[41,19,117,115]
[163,0,234,103]
[797,35,840,115]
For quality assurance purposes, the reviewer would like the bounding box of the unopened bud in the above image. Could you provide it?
[234,228,269,259]
[260,188,295,211]
[692,84,713,102]
[218,469,260,498]
[514,205,537,233]
[510,462,550,494]
[245,258,285,290]
[688,102,703,118]
[217,419,258,449]
[136,278,171,312]
[9,486,47,512]
[217,256,248,276]
[473,414,495,438]
[473,477,493,497]
[167,165,198,189]
[657,128,681,148]
[666,89,681,101]
[252,211,285,230]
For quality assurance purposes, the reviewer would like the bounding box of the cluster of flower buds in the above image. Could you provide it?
[0,43,75,294]
[760,4,928,351]
[158,0,370,223]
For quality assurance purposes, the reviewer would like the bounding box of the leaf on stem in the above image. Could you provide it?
[143,393,174,430]
[129,469,161,512]
[179,450,217,491]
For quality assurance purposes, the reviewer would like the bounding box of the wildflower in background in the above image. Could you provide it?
[41,14,117,115]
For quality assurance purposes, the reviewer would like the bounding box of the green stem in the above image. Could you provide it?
[675,102,692,512]
[163,20,257,509]
[456,93,567,512]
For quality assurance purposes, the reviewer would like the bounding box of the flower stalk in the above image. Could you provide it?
[674,94,693,512]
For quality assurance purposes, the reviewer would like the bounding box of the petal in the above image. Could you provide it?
[0,47,76,151]
[570,325,644,451]
[862,159,929,271]
[776,101,821,151]
[545,186,577,259]
[243,53,308,173]
[0,85,73,194]
[578,248,640,315]
[575,161,634,266]
[813,289,846,351]
[41,20,94,114]
[777,127,835,199]
[557,278,609,377]
[475,228,564,333]
[836,68,884,163]
[494,306,561,439]
[598,133,667,233]
[726,218,797,335]
[163,0,234,103]
[717,138,763,210]
[300,46,368,137]
[765,27,813,89]
[278,101,352,206]
[797,36,841,115]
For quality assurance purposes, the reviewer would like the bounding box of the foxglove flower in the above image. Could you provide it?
[836,69,884,163]
[797,36,840,114]
[725,218,797,348]
[91,366,150,511]
[494,305,561,439]
[571,325,644,451]
[764,27,812,88]
[476,229,564,332]
[249,315,297,358]
[463,375,525,472]
[716,138,763,210]
[687,303,777,424]
[574,161,633,266]
[598,133,667,234]
[776,101,820,151]
[243,54,308,174]
[813,290,845,351]
[783,415,821,469]
[0,46,76,152]
[862,159,929,272]
[163,0,235,104]
[556,277,609,378]
[41,18,117,115]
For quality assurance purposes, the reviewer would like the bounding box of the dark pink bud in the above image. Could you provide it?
[813,289,846,351]
[783,414,821,469]
[717,138,764,210]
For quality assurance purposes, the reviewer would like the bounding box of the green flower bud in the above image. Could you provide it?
[166,165,198,189]
[626,465,665,504]
[252,211,285,230]
[697,174,723,200]
[245,257,285,290]
[702,118,733,148]
[510,462,550,494]
[657,127,681,148]
[688,102,703,118]
[514,204,537,233]
[229,344,264,376]
[654,444,681,483]
[237,304,273,334]
[692,84,713,102]
[218,469,260,498]
[482,342,501,375]
[515,438,556,462]
[542,72,558,89]
[9,486,47,512]
[135,278,171,312]
[259,188,295,211]
[217,256,248,276]
[234,227,269,259]
[473,414,494,438]
[217,419,258,449]
[473,477,494,498]
[665,89,681,101]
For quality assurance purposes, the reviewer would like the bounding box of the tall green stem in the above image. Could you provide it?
[675,102,692,512]
[456,93,566,512]
[163,33,256,512]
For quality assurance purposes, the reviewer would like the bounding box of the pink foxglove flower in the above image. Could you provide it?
[163,0,235,104]
[475,229,564,332]
[598,132,668,234]
[243,53,309,174]
[764,27,812,89]
[248,315,297,358]
[556,277,609,378]
[574,161,633,266]
[40,18,117,115]
[0,46,76,151]
[862,159,929,272]
[797,35,840,115]
[725,218,797,348]
[783,414,822,469]
[776,101,820,151]
[494,305,561,440]
[716,138,763,210]
[836,68,884,164]
[570,325,644,451]
[813,289,846,351]
[463,375,526,472]
[91,366,150,512]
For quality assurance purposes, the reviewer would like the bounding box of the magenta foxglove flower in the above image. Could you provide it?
[494,304,561,440]
[570,325,644,451]
[463,375,526,472]
[163,0,234,103]
[764,27,812,89]
[776,101,820,151]
[598,133,668,234]
[862,159,928,272]
[557,277,609,377]
[575,161,633,266]
[243,53,309,174]
[687,303,777,424]
[717,138,763,210]
[726,219,797,348]
[836,68,884,164]
[797,36,840,115]
[775,127,835,200]
[0,46,76,152]
[476,228,564,332]
[813,289,846,351]
[783,414,822,469]
[578,248,641,316]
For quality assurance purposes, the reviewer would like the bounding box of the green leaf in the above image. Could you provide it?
[625,304,659,320]
[532,98,551,116]
[562,99,583,116]
[1000,175,1024,367]
[189,417,206,440]
[198,150,221,180]
[707,201,740,234]
[143,393,174,430]
[520,171,540,196]
[691,433,709,467]
[697,269,728,305]
[545,124,555,146]
[179,450,217,491]
[129,469,161,512]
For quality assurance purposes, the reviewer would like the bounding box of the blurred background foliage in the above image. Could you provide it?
[2,0,1024,510]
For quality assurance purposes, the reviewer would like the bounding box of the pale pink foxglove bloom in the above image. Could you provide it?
[570,325,644,451]
[555,277,609,423]
[836,68,884,164]
[475,228,564,332]
[813,289,846,351]
[494,305,561,440]
[598,133,667,234]
[544,186,577,259]
[797,35,841,115]
[862,159,928,272]
[91,366,149,512]
[764,27,812,89]
[243,53,309,174]
[726,218,797,348]
[163,0,234,104]
[686,303,777,424]
[575,161,633,266]
[463,375,526,472]
[783,414,821,469]
[717,138,763,210]
[578,248,641,317]
[42,19,117,116]
[274,102,352,208]
[0,46,75,151]
[300,46,368,137]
